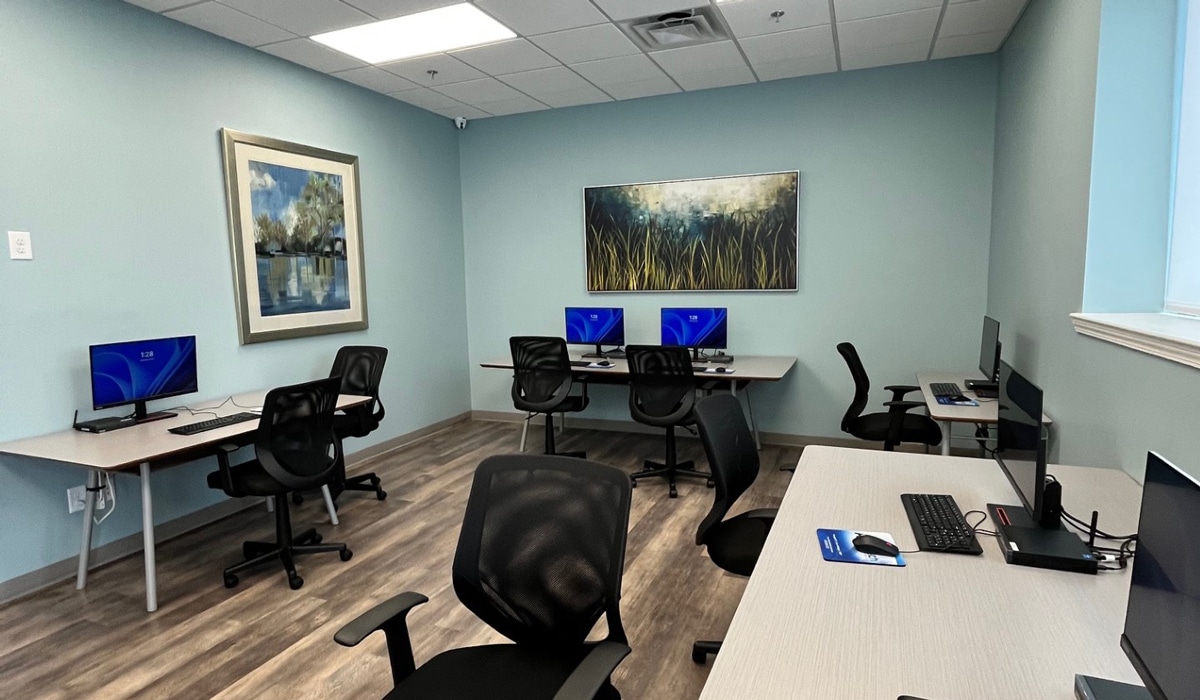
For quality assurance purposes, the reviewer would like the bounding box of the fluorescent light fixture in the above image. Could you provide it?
[311,4,515,64]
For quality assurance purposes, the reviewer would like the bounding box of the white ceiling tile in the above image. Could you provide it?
[499,66,594,95]
[752,53,837,81]
[428,103,492,119]
[718,0,831,39]
[124,0,199,11]
[165,2,295,46]
[930,29,1007,59]
[451,39,560,74]
[529,24,641,64]
[840,39,928,71]
[218,0,373,36]
[591,0,699,21]
[738,24,833,64]
[833,0,942,23]
[332,66,419,92]
[474,0,608,36]
[388,86,462,109]
[259,38,367,72]
[432,77,526,103]
[341,0,459,20]
[379,54,487,84]
[939,0,1027,38]
[472,96,550,116]
[836,7,939,53]
[602,77,681,100]
[569,54,668,86]
[671,65,756,91]
[651,40,748,75]
[538,86,613,108]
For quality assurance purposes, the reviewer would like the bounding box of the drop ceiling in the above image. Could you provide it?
[125,0,1029,121]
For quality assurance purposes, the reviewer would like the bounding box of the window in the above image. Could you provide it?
[1167,1,1200,316]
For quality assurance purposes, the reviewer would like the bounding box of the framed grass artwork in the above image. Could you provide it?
[584,171,799,292]
[221,129,368,344]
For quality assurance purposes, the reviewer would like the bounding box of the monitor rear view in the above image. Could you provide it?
[1121,452,1200,700]
[978,315,1001,381]
[90,335,198,421]
[661,308,727,349]
[565,307,624,346]
[993,361,1047,523]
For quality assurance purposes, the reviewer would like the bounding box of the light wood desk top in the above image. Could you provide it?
[699,446,1142,700]
[917,370,1053,425]
[480,354,797,382]
[0,391,371,471]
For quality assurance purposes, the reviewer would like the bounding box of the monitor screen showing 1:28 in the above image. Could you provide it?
[565,307,624,346]
[89,336,198,410]
[661,308,727,349]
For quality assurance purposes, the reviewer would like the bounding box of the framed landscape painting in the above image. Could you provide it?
[584,171,799,292]
[221,129,368,344]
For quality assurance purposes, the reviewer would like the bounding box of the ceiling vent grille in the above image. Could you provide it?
[621,7,729,51]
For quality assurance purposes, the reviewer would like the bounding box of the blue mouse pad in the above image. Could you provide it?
[935,395,977,406]
[817,529,906,567]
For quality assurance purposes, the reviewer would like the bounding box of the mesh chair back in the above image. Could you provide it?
[626,345,696,425]
[452,455,632,648]
[509,336,574,412]
[694,394,760,545]
[255,376,343,491]
[837,342,870,432]
[330,345,387,437]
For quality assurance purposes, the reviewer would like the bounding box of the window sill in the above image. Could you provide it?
[1070,312,1200,370]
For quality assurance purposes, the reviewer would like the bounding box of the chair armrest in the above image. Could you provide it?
[884,384,920,401]
[335,592,429,686]
[883,400,924,413]
[212,443,240,495]
[551,641,632,700]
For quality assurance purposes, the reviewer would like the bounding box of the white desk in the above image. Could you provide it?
[699,446,1142,700]
[0,391,370,612]
[916,370,1053,456]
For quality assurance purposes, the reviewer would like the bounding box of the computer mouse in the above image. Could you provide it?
[852,534,900,558]
[713,366,728,373]
[596,360,612,367]
[948,394,970,402]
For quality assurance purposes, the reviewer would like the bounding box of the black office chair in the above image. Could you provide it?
[334,454,633,700]
[626,344,712,498]
[207,376,352,590]
[837,342,942,451]
[689,393,776,664]
[329,345,388,502]
[510,336,589,458]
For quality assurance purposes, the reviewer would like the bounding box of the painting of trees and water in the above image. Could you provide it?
[584,171,798,292]
[249,162,350,316]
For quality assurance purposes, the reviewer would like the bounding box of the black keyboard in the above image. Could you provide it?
[900,493,983,554]
[929,382,963,397]
[169,412,258,436]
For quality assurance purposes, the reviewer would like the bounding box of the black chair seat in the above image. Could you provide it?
[333,412,380,440]
[846,412,941,446]
[385,644,619,700]
[207,454,334,497]
[704,508,778,577]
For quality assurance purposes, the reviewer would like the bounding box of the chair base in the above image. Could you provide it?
[692,640,722,664]
[333,472,387,501]
[630,460,713,499]
[223,525,351,591]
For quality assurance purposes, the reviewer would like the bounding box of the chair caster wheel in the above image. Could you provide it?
[707,478,715,488]
[288,575,304,590]
[311,533,323,544]
[376,490,387,501]
[340,548,353,562]
[669,485,678,498]
[292,493,303,505]
[630,478,638,488]
[691,646,707,665]
[224,574,239,589]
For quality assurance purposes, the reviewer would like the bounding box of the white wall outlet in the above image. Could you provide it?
[8,231,33,260]
[67,485,86,514]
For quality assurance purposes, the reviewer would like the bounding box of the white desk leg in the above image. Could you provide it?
[139,462,158,612]
[743,385,762,450]
[940,421,952,456]
[75,469,100,589]
[266,495,275,513]
[519,412,531,452]
[321,485,339,525]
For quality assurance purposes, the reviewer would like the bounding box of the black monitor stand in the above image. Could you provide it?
[986,493,1098,574]
[1074,675,1152,700]
[582,345,626,359]
[133,400,176,424]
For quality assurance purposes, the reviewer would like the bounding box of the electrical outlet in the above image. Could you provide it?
[8,231,32,260]
[67,485,86,514]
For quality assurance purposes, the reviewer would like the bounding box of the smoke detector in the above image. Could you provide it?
[621,7,730,51]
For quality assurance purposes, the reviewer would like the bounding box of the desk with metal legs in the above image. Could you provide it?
[916,370,1053,456]
[0,391,370,612]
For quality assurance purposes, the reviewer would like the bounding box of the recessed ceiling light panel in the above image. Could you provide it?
[312,4,515,64]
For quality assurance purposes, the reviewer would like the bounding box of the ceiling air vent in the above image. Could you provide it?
[621,7,729,51]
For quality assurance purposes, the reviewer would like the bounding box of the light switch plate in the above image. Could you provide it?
[8,231,32,260]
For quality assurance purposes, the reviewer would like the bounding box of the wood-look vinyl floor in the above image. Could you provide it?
[0,420,799,700]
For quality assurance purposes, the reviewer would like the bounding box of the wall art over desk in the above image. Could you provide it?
[584,170,799,292]
[220,129,368,344]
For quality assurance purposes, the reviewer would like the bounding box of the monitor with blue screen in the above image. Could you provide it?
[565,307,625,358]
[661,307,728,361]
[89,335,198,422]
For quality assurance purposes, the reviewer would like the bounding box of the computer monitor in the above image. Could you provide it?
[978,315,1001,382]
[89,335,198,422]
[661,307,727,360]
[565,307,625,353]
[993,360,1058,529]
[1119,452,1200,700]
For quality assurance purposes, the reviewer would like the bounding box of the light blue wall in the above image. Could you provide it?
[0,0,470,584]
[1082,0,1179,312]
[988,0,1200,480]
[460,57,999,439]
